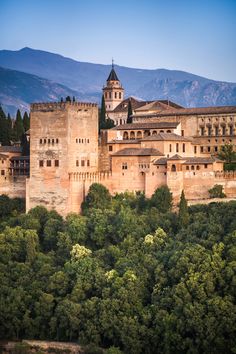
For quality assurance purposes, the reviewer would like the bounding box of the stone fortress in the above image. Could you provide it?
[1,64,236,215]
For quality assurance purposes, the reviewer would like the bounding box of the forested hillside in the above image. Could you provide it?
[0,185,235,354]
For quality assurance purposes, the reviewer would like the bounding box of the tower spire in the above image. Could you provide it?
[112,58,114,69]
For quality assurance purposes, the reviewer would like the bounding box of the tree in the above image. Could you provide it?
[218,143,236,163]
[127,99,132,124]
[99,94,106,130]
[12,109,24,142]
[208,184,226,198]
[81,183,112,212]
[150,186,173,213]
[178,190,189,228]
[0,106,11,145]
[23,112,30,132]
[21,133,30,156]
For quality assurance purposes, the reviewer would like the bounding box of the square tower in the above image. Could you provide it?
[26,101,98,215]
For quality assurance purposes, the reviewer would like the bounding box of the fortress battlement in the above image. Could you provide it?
[31,101,97,112]
[69,171,112,182]
[215,171,236,179]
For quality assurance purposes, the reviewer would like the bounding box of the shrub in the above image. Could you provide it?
[208,184,226,198]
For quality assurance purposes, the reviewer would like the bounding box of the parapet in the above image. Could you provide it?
[31,101,98,112]
[69,171,112,182]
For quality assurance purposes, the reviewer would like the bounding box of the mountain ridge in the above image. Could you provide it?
[0,47,235,115]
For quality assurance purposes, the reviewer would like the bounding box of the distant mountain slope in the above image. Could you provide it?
[0,47,236,111]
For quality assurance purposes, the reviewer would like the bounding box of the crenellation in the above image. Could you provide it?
[31,101,97,112]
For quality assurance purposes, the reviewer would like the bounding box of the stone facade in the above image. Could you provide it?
[1,66,236,216]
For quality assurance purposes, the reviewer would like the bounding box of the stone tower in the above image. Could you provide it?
[102,61,124,112]
[26,101,99,215]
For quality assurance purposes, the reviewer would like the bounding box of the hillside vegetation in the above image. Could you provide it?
[0,185,235,354]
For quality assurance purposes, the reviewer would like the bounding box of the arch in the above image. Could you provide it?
[152,130,157,135]
[191,165,194,170]
[123,131,129,140]
[130,131,135,139]
[166,130,171,133]
[160,130,164,133]
[137,131,142,139]
[144,130,150,137]
[171,164,176,172]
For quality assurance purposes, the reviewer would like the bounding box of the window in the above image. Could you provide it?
[87,160,90,167]
[119,92,121,99]
[122,162,128,170]
[109,145,113,151]
[1,170,5,175]
[48,139,50,144]
[87,139,90,143]
[215,126,219,135]
[44,139,47,144]
[56,138,59,144]
[176,143,179,153]
[200,146,204,153]
[115,92,117,98]
[181,130,184,136]
[55,160,59,167]
[171,164,176,172]
[169,144,172,152]
[167,130,171,133]
[46,160,51,167]
[52,139,54,144]
[196,165,200,170]
[208,126,211,136]
[79,139,81,143]
[208,147,211,152]
[191,165,194,170]
[76,160,79,167]
[229,126,233,135]
[81,160,85,167]
[194,146,197,154]
[39,160,44,167]
[76,138,78,143]
[109,92,111,99]
[204,164,208,169]
[200,127,204,136]
[222,126,226,135]
[40,139,42,144]
[215,146,218,152]
[186,166,189,170]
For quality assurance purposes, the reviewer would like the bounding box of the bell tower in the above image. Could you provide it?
[102,60,124,112]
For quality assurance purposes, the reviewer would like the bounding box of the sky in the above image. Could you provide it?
[1,0,236,82]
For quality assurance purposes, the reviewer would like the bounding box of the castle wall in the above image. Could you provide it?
[0,175,26,199]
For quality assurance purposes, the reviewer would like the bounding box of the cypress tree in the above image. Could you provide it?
[21,133,30,156]
[127,99,133,124]
[23,112,30,132]
[12,109,24,142]
[178,190,189,228]
[99,94,106,131]
[0,106,11,145]
[7,114,13,144]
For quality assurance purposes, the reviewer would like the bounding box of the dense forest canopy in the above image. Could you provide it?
[0,185,236,354]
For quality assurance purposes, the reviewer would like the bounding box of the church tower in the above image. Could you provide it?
[103,61,124,112]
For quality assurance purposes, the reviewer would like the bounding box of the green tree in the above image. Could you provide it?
[178,190,189,228]
[208,184,226,198]
[99,94,106,131]
[218,143,236,163]
[22,112,30,132]
[12,109,24,142]
[81,183,112,212]
[127,99,132,124]
[21,133,30,155]
[150,186,173,213]
[0,106,11,145]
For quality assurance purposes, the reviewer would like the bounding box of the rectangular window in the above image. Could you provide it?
[194,146,197,154]
[87,160,90,167]
[109,145,113,151]
[76,160,79,167]
[207,147,211,152]
[204,164,208,169]
[214,146,218,152]
[200,146,204,153]
[81,160,85,167]
[1,170,5,175]
[46,160,51,167]
[169,144,172,152]
[183,143,185,153]
[39,160,44,167]
[181,130,184,136]
[119,92,121,99]
[115,92,117,99]
[200,127,204,136]
[122,162,128,170]
[176,143,179,153]
[55,160,59,167]
[40,139,42,144]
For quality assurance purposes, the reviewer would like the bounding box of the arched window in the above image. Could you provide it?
[191,165,194,170]
[160,130,164,133]
[171,164,176,172]
[152,130,157,135]
[137,131,142,139]
[123,131,129,140]
[166,130,171,133]
[130,131,135,139]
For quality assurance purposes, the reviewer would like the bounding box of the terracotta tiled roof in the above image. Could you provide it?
[10,156,30,161]
[154,158,168,165]
[112,148,164,157]
[108,139,140,144]
[112,97,147,113]
[134,100,181,112]
[168,154,183,160]
[0,146,22,153]
[133,105,236,118]
[142,133,192,142]
[112,122,179,130]
[183,157,221,164]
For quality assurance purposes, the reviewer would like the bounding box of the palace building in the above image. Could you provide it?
[1,64,236,215]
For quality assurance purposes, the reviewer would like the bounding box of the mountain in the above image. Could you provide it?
[0,47,236,114]
[0,66,83,116]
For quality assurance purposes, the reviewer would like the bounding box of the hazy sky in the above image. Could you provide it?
[1,0,236,82]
